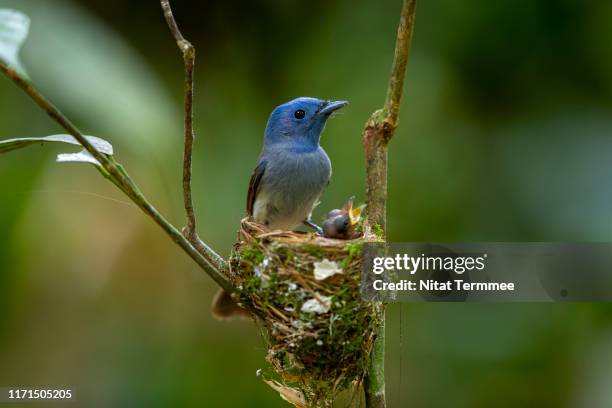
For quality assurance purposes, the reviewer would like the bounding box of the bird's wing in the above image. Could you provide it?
[246,160,266,216]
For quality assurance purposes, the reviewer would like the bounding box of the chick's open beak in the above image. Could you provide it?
[349,204,365,226]
[341,197,365,226]
[319,100,349,115]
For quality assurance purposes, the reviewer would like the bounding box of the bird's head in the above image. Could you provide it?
[264,97,348,150]
[322,197,366,239]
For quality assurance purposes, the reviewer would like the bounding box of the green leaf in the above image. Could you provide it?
[0,134,113,155]
[0,9,29,77]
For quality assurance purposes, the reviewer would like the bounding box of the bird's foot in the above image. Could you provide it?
[303,220,324,236]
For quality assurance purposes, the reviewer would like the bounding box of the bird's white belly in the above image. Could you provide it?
[252,189,319,230]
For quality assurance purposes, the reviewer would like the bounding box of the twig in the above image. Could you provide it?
[364,0,417,233]
[160,0,196,235]
[383,0,417,131]
[0,62,234,294]
[363,0,417,407]
[160,0,227,272]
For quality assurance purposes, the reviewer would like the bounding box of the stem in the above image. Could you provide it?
[364,317,386,408]
[0,62,234,295]
[160,0,227,271]
[363,0,417,407]
[384,0,417,130]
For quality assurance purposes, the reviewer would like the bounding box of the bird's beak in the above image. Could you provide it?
[319,100,349,115]
[342,197,365,226]
[349,204,366,226]
[342,196,355,212]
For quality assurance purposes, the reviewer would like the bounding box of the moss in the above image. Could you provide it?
[344,242,363,257]
[354,221,364,237]
[240,243,265,265]
[340,242,363,269]
[370,108,385,124]
[275,246,295,264]
[371,223,385,237]
[301,244,325,258]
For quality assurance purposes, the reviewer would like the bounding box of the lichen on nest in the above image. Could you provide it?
[228,218,382,407]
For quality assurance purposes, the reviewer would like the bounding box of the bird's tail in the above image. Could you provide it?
[211,288,251,321]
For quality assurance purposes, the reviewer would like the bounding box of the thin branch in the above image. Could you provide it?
[0,62,234,294]
[383,0,418,131]
[160,0,196,234]
[160,0,227,272]
[362,0,417,407]
[364,0,417,232]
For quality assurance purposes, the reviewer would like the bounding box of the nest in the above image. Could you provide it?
[228,218,382,407]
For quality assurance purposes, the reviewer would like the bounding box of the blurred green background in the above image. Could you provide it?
[1,0,612,406]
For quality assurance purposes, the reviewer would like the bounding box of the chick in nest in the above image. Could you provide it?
[322,197,365,240]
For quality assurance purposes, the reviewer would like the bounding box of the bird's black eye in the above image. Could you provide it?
[294,109,305,119]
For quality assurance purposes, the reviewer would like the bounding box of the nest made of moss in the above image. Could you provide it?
[227,218,382,407]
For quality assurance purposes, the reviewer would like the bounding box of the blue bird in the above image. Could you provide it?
[248,97,348,232]
[212,97,348,320]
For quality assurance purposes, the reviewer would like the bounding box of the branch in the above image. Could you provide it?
[0,62,234,294]
[363,1,417,407]
[383,0,417,132]
[160,0,227,272]
[160,0,195,234]
[364,0,417,232]
[364,317,386,408]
